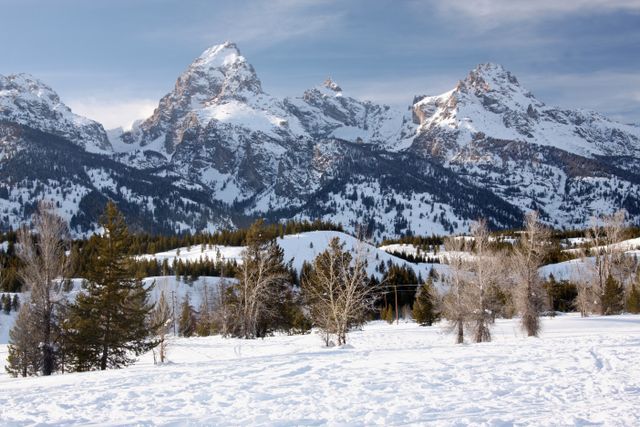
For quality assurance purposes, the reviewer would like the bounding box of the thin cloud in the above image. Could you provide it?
[431,0,640,25]
[68,98,157,130]
[523,70,640,123]
[143,0,345,48]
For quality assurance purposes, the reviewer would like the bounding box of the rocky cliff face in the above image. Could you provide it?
[2,44,640,238]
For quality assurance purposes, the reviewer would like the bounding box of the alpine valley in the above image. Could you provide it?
[1,42,639,239]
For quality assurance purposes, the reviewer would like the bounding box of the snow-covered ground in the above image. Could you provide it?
[1,314,639,426]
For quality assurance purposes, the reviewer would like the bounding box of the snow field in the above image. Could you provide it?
[0,314,639,426]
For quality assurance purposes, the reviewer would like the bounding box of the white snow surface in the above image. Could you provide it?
[1,314,639,426]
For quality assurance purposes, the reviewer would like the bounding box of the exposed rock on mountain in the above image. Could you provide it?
[2,44,639,238]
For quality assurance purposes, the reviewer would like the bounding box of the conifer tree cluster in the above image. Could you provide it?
[0,294,19,314]
[6,202,160,376]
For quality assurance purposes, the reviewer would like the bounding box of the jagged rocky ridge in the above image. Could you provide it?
[1,42,639,238]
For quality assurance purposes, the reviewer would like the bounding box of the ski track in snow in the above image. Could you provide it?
[0,315,639,426]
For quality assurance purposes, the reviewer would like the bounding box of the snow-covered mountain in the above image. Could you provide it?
[409,63,640,228]
[2,43,640,237]
[411,63,640,159]
[0,73,111,152]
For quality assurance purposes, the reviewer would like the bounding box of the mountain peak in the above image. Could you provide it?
[1,73,61,104]
[193,41,242,69]
[0,73,110,151]
[461,63,521,93]
[179,41,263,101]
[323,77,343,93]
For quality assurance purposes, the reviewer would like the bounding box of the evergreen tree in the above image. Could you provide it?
[5,304,42,377]
[63,202,157,371]
[178,294,197,337]
[602,274,624,315]
[626,283,640,314]
[2,294,10,314]
[381,305,394,324]
[413,278,439,326]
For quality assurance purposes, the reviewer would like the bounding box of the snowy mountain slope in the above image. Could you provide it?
[1,315,639,425]
[283,78,414,151]
[410,63,640,159]
[2,42,640,236]
[0,73,111,152]
[0,123,233,235]
[408,64,640,228]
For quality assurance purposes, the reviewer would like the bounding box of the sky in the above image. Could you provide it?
[1,0,639,129]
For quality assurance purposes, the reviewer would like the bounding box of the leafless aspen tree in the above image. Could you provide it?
[302,237,376,346]
[465,220,500,343]
[510,211,550,337]
[16,201,69,375]
[587,210,628,315]
[236,237,290,339]
[441,236,470,344]
[574,280,593,317]
[151,291,173,364]
[213,276,234,337]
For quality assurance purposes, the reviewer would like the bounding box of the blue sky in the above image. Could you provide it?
[1,0,639,128]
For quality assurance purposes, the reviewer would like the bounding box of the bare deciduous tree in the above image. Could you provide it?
[212,276,234,337]
[235,233,290,339]
[587,210,629,315]
[465,220,500,343]
[16,201,69,375]
[441,236,470,344]
[151,290,173,364]
[302,237,376,346]
[510,211,550,337]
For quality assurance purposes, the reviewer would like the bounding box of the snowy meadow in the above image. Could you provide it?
[1,314,639,426]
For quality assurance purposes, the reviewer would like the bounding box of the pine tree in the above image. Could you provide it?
[381,305,394,324]
[626,283,640,314]
[2,294,10,314]
[413,278,438,326]
[178,294,196,337]
[602,274,624,315]
[63,202,157,371]
[5,304,42,377]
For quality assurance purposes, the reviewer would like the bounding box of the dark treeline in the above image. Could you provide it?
[0,219,342,292]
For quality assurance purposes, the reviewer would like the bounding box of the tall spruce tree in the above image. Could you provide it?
[627,283,640,314]
[5,303,42,377]
[178,294,197,337]
[602,274,624,315]
[413,278,439,326]
[2,294,10,314]
[63,202,157,371]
